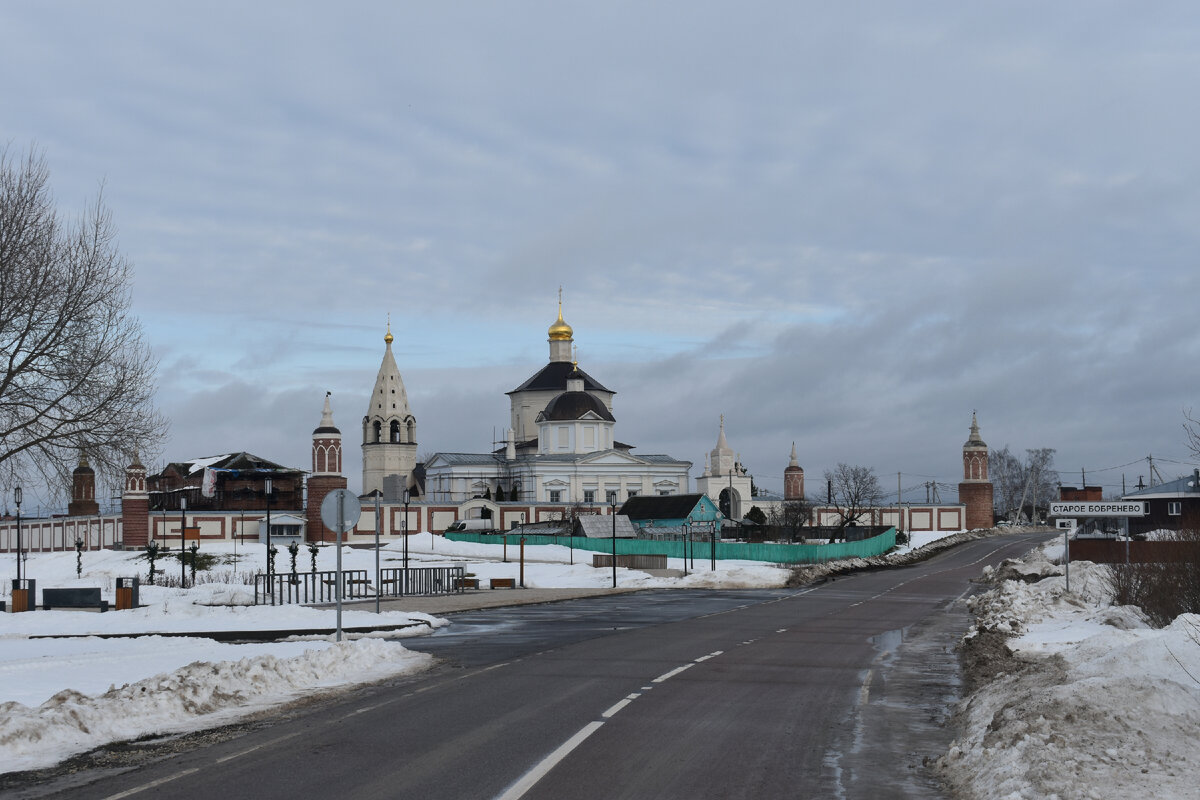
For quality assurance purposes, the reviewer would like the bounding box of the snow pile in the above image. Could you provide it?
[939,546,1200,799]
[0,638,433,775]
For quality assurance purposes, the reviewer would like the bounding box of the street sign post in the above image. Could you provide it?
[320,489,361,642]
[1048,502,1147,517]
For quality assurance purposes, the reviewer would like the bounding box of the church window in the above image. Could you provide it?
[550,490,562,503]
[606,490,618,504]
[627,489,638,497]
[557,426,569,449]
[373,421,382,442]
[391,420,401,442]
[584,490,595,503]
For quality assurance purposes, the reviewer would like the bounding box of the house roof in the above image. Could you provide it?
[507,361,613,395]
[161,452,304,477]
[619,493,712,521]
[574,515,638,538]
[1123,472,1200,499]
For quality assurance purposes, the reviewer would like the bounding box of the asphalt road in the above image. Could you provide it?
[18,532,1050,800]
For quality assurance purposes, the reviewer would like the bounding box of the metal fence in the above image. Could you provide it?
[254,566,465,605]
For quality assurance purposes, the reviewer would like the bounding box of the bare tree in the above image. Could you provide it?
[0,147,165,501]
[1185,409,1200,461]
[989,446,1057,522]
[823,463,884,540]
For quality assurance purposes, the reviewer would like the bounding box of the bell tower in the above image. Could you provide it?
[308,393,348,542]
[958,412,995,530]
[784,442,805,501]
[69,453,100,516]
[362,319,418,500]
[121,453,149,548]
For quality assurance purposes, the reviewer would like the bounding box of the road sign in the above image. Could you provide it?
[1048,501,1146,517]
[321,489,362,532]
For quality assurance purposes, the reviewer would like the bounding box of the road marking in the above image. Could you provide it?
[652,663,694,683]
[602,698,634,718]
[101,767,200,799]
[494,721,605,800]
[694,650,723,662]
[214,730,304,764]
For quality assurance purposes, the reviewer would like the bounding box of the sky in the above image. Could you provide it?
[4,2,1200,511]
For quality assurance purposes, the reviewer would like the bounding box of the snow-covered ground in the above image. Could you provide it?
[939,543,1200,799]
[0,528,961,776]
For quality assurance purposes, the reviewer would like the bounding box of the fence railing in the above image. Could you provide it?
[445,528,897,565]
[254,566,466,605]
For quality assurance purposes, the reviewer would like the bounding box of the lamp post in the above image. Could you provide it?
[14,486,22,583]
[179,495,187,588]
[402,488,410,596]
[683,521,689,577]
[264,478,273,602]
[610,494,618,588]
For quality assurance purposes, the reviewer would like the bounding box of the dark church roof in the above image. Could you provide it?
[540,391,615,422]
[507,361,613,395]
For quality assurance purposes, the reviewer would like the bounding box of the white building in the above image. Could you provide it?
[421,300,692,506]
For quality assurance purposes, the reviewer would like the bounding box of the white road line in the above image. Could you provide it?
[214,730,305,764]
[101,767,200,799]
[602,698,633,718]
[651,663,695,683]
[494,720,605,800]
[694,650,723,662]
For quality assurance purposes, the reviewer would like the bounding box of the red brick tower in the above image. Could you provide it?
[784,442,805,501]
[68,454,100,516]
[306,392,347,542]
[958,413,995,530]
[121,453,149,548]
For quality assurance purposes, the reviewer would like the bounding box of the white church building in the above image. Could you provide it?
[420,300,693,507]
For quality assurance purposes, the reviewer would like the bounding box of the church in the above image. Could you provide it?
[416,298,693,508]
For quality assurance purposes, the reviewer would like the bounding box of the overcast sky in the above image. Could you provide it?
[4,2,1199,510]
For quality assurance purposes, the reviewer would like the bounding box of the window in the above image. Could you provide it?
[627,490,638,497]
[549,490,562,503]
[1169,501,1182,516]
[584,490,595,504]
[606,490,618,504]
[658,490,671,496]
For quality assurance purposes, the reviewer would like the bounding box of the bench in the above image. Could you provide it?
[42,587,108,612]
[489,578,516,589]
[455,577,480,590]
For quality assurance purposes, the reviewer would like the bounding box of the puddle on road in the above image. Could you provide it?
[824,609,966,799]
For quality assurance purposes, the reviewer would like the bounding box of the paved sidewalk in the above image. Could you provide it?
[335,586,646,616]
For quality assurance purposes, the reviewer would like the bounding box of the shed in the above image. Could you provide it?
[618,493,722,529]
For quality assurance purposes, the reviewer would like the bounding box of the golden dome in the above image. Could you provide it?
[384,315,394,345]
[548,303,573,341]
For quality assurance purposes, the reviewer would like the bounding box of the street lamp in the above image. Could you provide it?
[264,477,273,602]
[610,494,618,588]
[13,486,22,583]
[179,495,187,588]
[402,488,410,596]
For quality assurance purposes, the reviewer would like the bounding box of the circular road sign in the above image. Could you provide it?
[320,489,362,533]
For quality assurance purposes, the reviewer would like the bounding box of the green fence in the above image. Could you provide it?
[445,528,896,565]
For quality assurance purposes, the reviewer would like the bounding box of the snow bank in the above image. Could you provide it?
[939,546,1200,799]
[0,639,434,775]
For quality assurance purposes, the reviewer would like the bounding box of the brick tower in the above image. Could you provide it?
[958,413,995,530]
[68,453,100,516]
[121,453,149,548]
[307,392,347,542]
[784,442,805,501]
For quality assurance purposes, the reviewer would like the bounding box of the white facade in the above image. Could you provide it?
[423,302,690,506]
[361,324,418,500]
[695,416,754,521]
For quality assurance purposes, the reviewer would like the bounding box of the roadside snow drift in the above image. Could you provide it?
[939,549,1200,799]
